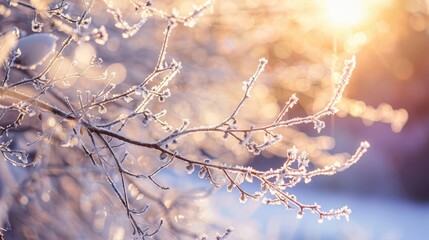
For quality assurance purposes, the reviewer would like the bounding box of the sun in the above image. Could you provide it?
[325,0,368,27]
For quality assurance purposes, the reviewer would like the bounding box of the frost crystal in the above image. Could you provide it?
[135,86,143,96]
[245,171,253,183]
[31,19,44,32]
[28,109,36,117]
[93,26,108,45]
[123,95,134,103]
[184,18,197,28]
[287,145,298,159]
[234,172,245,185]
[314,120,325,133]
[298,151,310,169]
[98,105,107,114]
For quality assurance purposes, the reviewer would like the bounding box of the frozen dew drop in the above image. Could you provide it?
[239,193,247,204]
[296,212,303,219]
[81,17,92,29]
[318,218,324,223]
[223,132,228,140]
[31,20,43,32]
[226,183,235,192]
[158,152,168,162]
[142,118,149,128]
[198,167,207,179]
[185,163,195,174]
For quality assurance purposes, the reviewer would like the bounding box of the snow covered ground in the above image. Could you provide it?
[205,186,429,240]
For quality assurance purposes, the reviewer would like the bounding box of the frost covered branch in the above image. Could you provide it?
[0,0,371,239]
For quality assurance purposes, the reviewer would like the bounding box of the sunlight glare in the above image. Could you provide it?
[325,0,367,26]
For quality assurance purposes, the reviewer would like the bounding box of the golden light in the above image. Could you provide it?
[324,0,368,26]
